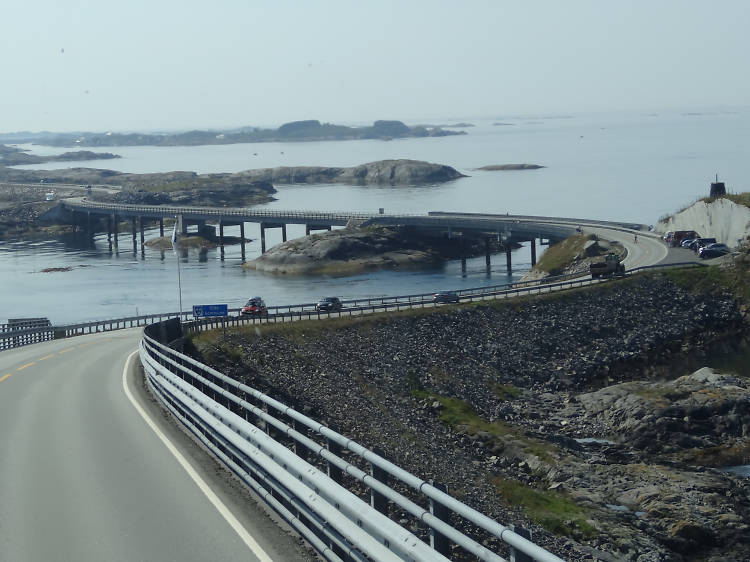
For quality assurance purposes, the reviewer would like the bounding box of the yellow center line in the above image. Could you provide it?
[58,348,75,354]
[0,374,11,383]
[17,362,35,371]
[39,354,55,361]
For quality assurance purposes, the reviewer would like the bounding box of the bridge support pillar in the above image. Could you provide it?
[260,223,267,253]
[180,215,187,236]
[159,218,164,238]
[485,239,491,270]
[240,223,246,262]
[107,215,113,252]
[131,218,137,254]
[506,246,512,271]
[429,481,451,556]
[530,238,537,266]
[281,224,287,242]
[219,221,225,261]
[86,211,92,238]
[139,217,145,255]
[305,225,310,236]
[113,214,119,250]
[461,257,467,275]
[370,448,389,516]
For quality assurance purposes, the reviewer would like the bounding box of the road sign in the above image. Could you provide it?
[192,304,228,318]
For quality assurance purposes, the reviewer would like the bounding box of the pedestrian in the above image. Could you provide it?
[634,233,638,243]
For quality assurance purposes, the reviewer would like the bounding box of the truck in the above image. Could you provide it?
[590,253,625,279]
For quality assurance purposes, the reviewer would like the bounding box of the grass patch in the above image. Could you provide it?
[493,476,595,537]
[662,264,750,302]
[491,383,521,400]
[533,234,594,274]
[412,391,557,462]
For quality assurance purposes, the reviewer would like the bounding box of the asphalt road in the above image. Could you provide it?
[0,329,314,561]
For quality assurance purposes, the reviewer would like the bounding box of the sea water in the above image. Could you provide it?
[2,109,748,324]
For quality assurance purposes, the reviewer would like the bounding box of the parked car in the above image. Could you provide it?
[698,243,730,259]
[433,290,460,303]
[681,238,696,248]
[241,296,268,315]
[670,230,699,247]
[690,237,717,252]
[315,296,343,312]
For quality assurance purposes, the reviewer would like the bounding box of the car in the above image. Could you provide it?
[681,238,696,248]
[690,237,717,252]
[241,296,268,315]
[315,296,342,312]
[433,290,460,303]
[698,243,730,259]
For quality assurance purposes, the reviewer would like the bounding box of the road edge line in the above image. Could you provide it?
[121,350,273,562]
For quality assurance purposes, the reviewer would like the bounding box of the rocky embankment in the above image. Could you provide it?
[235,159,465,186]
[193,275,750,561]
[249,225,507,275]
[0,144,120,165]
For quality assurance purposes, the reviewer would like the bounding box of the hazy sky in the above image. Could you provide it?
[3,0,748,132]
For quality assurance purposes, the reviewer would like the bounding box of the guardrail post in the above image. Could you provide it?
[326,424,343,486]
[509,525,533,562]
[429,481,451,556]
[293,419,309,462]
[370,447,389,515]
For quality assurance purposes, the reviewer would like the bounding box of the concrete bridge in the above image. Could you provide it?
[55,199,647,269]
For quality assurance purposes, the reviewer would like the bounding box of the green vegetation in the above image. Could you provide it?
[491,383,521,400]
[533,234,595,274]
[663,265,750,302]
[701,192,750,210]
[492,476,595,537]
[412,391,557,462]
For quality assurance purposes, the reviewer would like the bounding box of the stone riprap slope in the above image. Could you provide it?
[194,275,750,561]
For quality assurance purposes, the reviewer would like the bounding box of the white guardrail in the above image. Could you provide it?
[140,319,564,562]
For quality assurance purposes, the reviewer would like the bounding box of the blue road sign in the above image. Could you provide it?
[192,304,228,318]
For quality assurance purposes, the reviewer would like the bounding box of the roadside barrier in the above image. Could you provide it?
[141,318,564,562]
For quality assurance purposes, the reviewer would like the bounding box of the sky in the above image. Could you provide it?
[2,0,749,133]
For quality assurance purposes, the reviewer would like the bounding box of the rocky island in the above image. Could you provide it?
[0,145,120,166]
[478,164,545,171]
[249,225,507,275]
[235,159,465,186]
[3,119,465,148]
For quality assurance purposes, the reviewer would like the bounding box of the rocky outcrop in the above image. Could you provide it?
[236,159,465,186]
[194,275,750,561]
[0,145,119,166]
[657,197,750,249]
[478,164,545,171]
[249,225,504,275]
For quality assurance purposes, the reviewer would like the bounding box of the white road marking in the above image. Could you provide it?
[121,351,273,562]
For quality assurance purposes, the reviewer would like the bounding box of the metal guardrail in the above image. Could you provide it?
[140,321,564,561]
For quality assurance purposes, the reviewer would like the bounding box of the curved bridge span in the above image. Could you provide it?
[57,200,649,266]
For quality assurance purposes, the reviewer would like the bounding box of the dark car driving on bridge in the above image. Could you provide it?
[433,290,460,304]
[315,297,343,312]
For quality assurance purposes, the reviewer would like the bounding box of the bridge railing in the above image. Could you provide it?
[140,320,563,561]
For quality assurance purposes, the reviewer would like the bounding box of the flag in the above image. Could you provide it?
[171,218,178,250]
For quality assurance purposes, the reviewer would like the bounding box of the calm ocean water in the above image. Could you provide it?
[3,109,749,325]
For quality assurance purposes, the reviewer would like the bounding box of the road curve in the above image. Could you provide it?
[0,329,314,561]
